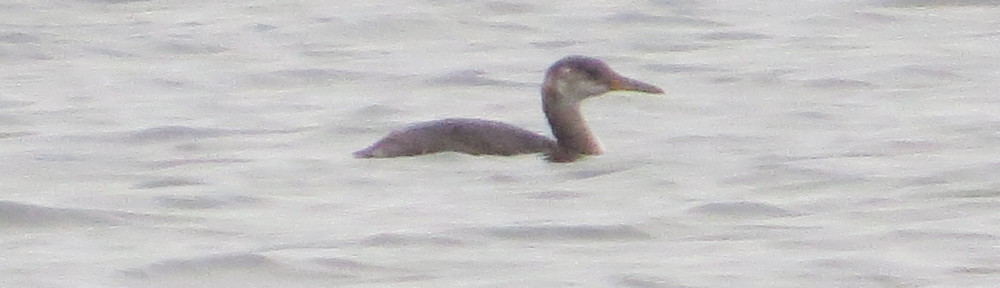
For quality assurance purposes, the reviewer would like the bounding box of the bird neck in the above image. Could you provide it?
[542,85,603,156]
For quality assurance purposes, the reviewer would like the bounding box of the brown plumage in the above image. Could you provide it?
[353,55,663,162]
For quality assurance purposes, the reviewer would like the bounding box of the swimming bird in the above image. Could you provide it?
[353,55,663,162]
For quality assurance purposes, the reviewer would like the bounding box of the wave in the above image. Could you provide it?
[0,200,170,228]
[478,224,652,241]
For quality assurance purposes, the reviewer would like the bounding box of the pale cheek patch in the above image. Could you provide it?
[556,77,606,103]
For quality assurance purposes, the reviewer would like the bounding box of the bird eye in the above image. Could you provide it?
[561,66,600,80]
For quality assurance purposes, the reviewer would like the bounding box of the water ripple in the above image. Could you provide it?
[687,201,800,218]
[478,224,652,241]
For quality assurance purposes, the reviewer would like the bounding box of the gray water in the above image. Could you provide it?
[2,0,999,287]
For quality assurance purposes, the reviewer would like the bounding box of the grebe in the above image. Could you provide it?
[353,55,663,162]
